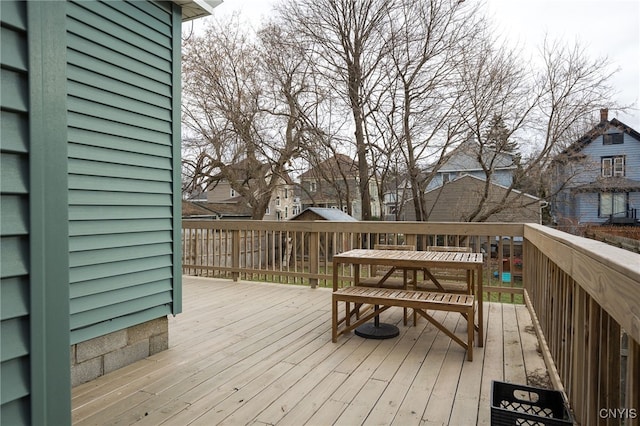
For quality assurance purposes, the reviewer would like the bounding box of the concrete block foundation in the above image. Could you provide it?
[71,316,169,387]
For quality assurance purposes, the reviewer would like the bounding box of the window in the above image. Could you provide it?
[442,172,453,183]
[600,192,627,217]
[265,206,270,215]
[230,188,236,197]
[603,133,623,145]
[285,207,288,218]
[275,196,281,206]
[602,156,625,177]
[310,181,317,192]
[284,189,288,199]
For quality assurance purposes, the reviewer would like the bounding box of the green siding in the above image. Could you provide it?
[1,1,184,422]
[66,0,181,343]
[0,1,31,422]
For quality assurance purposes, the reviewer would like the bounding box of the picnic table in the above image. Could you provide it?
[332,249,484,351]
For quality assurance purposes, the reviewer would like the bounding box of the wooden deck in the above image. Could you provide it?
[72,276,551,425]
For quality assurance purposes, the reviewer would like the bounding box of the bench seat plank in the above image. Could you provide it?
[332,286,476,361]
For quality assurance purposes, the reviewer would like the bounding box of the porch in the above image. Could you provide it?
[72,276,548,425]
[72,221,640,425]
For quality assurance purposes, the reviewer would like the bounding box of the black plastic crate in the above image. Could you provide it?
[491,381,573,425]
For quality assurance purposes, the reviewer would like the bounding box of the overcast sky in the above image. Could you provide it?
[197,0,640,130]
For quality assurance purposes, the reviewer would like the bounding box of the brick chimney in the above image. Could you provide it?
[600,108,609,122]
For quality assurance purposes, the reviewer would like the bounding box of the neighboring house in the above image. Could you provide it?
[298,154,380,220]
[552,109,640,226]
[204,159,298,220]
[426,139,519,191]
[0,1,217,424]
[383,141,526,221]
[266,183,300,221]
[404,175,543,223]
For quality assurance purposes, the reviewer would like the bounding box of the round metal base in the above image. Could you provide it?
[354,322,399,339]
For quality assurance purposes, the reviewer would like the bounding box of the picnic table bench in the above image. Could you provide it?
[332,286,476,361]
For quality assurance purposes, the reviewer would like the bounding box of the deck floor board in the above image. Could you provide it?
[72,276,551,425]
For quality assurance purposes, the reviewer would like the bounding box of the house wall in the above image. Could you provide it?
[580,131,640,181]
[207,180,234,202]
[556,129,640,224]
[1,1,186,423]
[207,180,297,220]
[265,185,296,220]
[1,2,36,422]
[1,2,70,424]
[66,0,181,350]
[299,176,380,220]
[427,169,513,191]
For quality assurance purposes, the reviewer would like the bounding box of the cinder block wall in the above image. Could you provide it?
[71,317,168,387]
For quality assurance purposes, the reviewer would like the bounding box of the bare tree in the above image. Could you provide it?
[181,16,314,219]
[455,33,619,222]
[277,0,399,220]
[374,0,485,221]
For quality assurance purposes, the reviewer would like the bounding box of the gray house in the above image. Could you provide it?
[552,109,640,226]
[426,139,519,191]
[0,1,218,424]
[402,175,543,223]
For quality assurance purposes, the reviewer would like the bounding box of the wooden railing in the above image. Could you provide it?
[182,220,525,302]
[181,220,640,425]
[524,224,639,425]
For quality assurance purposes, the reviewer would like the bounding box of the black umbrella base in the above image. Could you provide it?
[354,322,399,339]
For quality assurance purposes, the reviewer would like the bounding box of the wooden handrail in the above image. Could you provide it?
[523,223,640,425]
[182,220,526,298]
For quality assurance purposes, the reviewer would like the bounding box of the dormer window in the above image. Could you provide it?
[603,133,623,145]
[602,156,625,177]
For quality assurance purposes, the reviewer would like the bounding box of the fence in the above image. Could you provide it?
[182,220,525,302]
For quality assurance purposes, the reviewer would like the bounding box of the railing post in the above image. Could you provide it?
[191,230,197,276]
[232,229,240,282]
[309,231,319,289]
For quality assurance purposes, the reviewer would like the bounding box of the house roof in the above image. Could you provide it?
[419,174,542,222]
[425,174,541,201]
[572,177,640,193]
[299,154,359,179]
[172,0,222,21]
[562,117,640,156]
[433,140,518,173]
[289,207,358,221]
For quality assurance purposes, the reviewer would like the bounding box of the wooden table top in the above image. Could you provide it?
[333,249,483,267]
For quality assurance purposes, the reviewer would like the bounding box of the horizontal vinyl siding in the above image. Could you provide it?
[67,0,177,343]
[0,0,30,423]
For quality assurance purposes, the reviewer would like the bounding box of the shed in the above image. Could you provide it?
[290,207,358,221]
[0,1,217,424]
